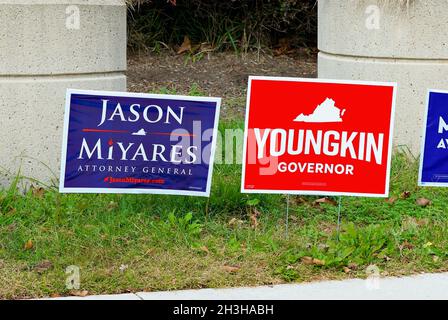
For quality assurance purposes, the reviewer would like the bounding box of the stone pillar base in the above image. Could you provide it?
[0,0,127,187]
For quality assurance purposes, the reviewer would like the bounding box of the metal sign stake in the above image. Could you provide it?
[336,196,342,241]
[286,194,290,239]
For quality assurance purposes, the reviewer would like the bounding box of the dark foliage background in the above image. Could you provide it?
[127,0,318,52]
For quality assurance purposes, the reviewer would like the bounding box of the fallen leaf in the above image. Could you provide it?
[401,241,414,250]
[416,218,429,226]
[348,262,358,270]
[249,208,261,229]
[343,267,351,274]
[416,198,431,207]
[301,256,314,265]
[301,256,325,266]
[31,186,45,198]
[314,197,337,206]
[400,191,411,199]
[222,265,240,273]
[24,240,34,250]
[199,246,209,254]
[312,258,326,266]
[50,293,61,298]
[70,290,89,297]
[249,217,258,229]
[34,260,53,273]
[177,36,191,55]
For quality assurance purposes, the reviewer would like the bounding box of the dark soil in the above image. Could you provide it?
[127,51,317,120]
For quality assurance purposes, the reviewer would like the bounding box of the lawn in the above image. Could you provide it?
[0,119,447,299]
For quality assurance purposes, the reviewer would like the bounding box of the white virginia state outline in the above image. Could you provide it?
[131,128,148,136]
[294,98,346,123]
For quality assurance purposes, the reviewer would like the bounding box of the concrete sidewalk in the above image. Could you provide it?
[48,272,448,300]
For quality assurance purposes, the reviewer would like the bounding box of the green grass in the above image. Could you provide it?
[1,84,447,299]
[1,128,448,299]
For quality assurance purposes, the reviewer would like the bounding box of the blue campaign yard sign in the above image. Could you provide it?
[60,89,221,197]
[419,89,448,186]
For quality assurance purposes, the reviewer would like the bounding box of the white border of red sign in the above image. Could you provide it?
[241,76,398,198]
[60,89,221,197]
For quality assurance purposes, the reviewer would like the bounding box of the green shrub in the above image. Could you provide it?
[127,0,317,52]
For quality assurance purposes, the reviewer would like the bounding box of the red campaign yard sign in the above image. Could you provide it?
[242,77,397,197]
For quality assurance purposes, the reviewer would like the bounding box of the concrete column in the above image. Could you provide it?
[318,0,448,155]
[0,0,127,186]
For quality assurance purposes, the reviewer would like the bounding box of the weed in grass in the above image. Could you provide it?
[188,83,204,96]
[156,86,178,95]
[151,211,203,246]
